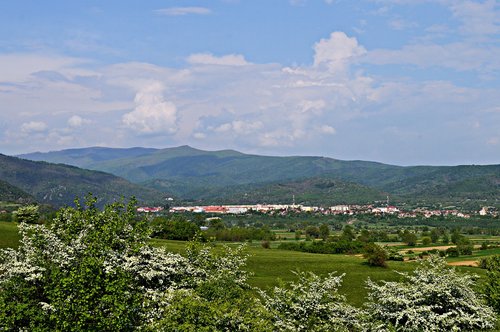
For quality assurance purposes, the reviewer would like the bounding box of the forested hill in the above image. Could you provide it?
[0,179,33,203]
[18,146,500,207]
[0,154,163,207]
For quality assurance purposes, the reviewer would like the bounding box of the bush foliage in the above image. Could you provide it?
[366,255,497,331]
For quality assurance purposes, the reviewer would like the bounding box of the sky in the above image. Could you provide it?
[0,0,499,166]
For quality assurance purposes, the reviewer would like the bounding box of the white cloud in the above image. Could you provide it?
[389,19,418,30]
[186,53,250,66]
[289,0,307,6]
[0,54,89,83]
[21,121,47,133]
[319,125,336,134]
[299,100,326,113]
[212,121,263,135]
[193,132,206,139]
[154,7,211,16]
[67,115,91,128]
[449,0,499,37]
[364,42,500,72]
[487,137,499,145]
[122,82,177,134]
[313,32,366,72]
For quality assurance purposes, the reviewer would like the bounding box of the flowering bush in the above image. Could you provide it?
[0,197,199,331]
[366,255,496,331]
[259,271,366,331]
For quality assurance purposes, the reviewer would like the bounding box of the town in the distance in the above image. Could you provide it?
[140,201,498,219]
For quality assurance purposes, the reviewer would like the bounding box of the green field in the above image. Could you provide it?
[150,238,487,307]
[0,221,20,249]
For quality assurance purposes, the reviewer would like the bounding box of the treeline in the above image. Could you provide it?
[150,216,275,242]
[278,240,365,254]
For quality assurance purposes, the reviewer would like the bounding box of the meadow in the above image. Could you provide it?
[0,221,491,307]
[150,237,487,307]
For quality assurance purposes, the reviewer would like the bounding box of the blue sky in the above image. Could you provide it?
[0,0,499,165]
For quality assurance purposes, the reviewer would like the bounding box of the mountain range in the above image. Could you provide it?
[19,146,500,208]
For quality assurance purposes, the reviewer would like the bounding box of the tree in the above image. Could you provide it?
[401,230,417,246]
[451,229,463,244]
[363,243,388,267]
[441,232,450,244]
[430,228,440,243]
[319,223,330,240]
[151,215,199,240]
[305,225,320,239]
[341,225,355,241]
[421,237,431,246]
[366,255,496,331]
[259,271,365,331]
[14,205,40,223]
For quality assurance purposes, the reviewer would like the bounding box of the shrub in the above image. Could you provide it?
[421,237,431,246]
[0,197,195,330]
[363,243,388,267]
[480,255,500,313]
[446,246,460,257]
[259,271,365,331]
[13,205,40,224]
[385,246,404,261]
[366,255,496,331]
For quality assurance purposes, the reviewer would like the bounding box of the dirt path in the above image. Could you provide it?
[402,245,454,252]
[401,245,481,253]
[448,260,479,267]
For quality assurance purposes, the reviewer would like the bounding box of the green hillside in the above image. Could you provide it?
[0,154,163,207]
[0,179,33,203]
[189,177,387,205]
[17,146,500,207]
[19,146,158,168]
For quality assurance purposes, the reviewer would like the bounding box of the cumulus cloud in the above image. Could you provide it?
[21,121,47,133]
[319,125,336,134]
[67,115,91,128]
[186,53,250,66]
[154,7,211,16]
[122,82,177,134]
[213,120,263,135]
[313,32,366,72]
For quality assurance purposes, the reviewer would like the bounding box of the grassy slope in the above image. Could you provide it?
[0,222,20,249]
